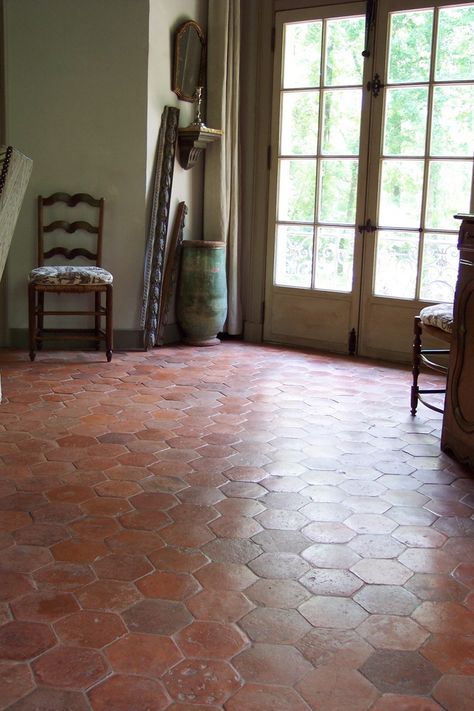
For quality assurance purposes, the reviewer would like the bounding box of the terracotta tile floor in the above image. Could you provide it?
[0,343,473,710]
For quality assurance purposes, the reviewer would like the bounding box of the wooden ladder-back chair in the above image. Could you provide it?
[411,303,453,415]
[28,192,113,361]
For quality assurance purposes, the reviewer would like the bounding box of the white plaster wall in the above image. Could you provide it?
[2,0,207,344]
[147,0,206,245]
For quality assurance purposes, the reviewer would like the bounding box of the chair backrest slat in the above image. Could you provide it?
[43,220,99,235]
[44,247,97,261]
[43,192,102,208]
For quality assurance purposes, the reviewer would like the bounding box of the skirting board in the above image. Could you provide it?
[7,324,182,352]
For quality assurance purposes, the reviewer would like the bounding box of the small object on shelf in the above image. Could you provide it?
[177,88,222,170]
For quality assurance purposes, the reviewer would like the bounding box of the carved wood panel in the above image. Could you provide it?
[142,106,180,349]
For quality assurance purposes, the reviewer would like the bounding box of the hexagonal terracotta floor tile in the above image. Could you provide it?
[296,627,373,668]
[0,621,55,660]
[398,548,454,575]
[232,643,312,685]
[32,646,107,689]
[302,543,361,569]
[136,570,200,600]
[421,634,474,674]
[11,590,79,622]
[297,666,378,711]
[225,683,311,711]
[0,544,52,573]
[6,687,92,711]
[357,614,429,650]
[186,589,254,622]
[70,516,120,541]
[348,534,405,559]
[32,562,95,591]
[252,529,310,554]
[202,538,262,564]
[105,632,182,676]
[246,579,310,609]
[412,601,474,635]
[122,599,192,635]
[239,606,310,644]
[351,558,413,585]
[300,568,363,597]
[0,511,38,533]
[54,610,126,648]
[32,502,83,524]
[175,620,248,659]
[360,650,441,695]
[299,595,368,629]
[209,514,263,539]
[195,562,257,591]
[433,674,474,710]
[162,658,242,705]
[118,509,171,531]
[148,546,208,573]
[13,522,69,547]
[88,674,169,711]
[129,491,178,510]
[104,529,164,555]
[159,522,214,548]
[354,584,419,614]
[0,571,34,602]
[370,694,442,710]
[75,580,141,612]
[392,525,446,548]
[46,484,93,503]
[0,660,34,709]
[51,539,108,564]
[93,553,152,581]
[248,552,309,579]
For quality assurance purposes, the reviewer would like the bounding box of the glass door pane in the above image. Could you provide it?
[274,13,365,293]
[373,3,474,302]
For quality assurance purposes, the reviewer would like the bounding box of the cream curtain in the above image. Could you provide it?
[204,0,242,335]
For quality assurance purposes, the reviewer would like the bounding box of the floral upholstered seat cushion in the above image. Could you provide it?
[28,266,113,286]
[419,302,453,334]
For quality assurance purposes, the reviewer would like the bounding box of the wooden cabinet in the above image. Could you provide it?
[441,214,474,470]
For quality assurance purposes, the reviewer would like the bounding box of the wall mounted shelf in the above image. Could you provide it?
[177,124,223,170]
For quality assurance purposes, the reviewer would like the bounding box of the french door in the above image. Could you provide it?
[264,0,474,361]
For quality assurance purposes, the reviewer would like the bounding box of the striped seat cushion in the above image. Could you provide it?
[29,265,113,286]
[419,303,453,334]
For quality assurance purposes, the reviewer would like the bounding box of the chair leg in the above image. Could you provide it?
[411,316,422,416]
[28,284,37,361]
[105,284,113,362]
[95,292,101,350]
[37,292,44,350]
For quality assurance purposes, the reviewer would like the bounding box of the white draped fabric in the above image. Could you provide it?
[204,0,242,335]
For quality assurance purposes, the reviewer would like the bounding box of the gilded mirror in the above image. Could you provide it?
[172,20,206,102]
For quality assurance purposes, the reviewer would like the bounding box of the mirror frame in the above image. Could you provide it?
[172,20,206,102]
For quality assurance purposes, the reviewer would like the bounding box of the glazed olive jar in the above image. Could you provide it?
[176,240,227,345]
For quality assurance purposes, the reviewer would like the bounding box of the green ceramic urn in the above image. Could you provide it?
[176,240,227,346]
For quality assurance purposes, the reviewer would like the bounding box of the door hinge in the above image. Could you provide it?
[267,145,272,170]
[349,328,357,355]
[271,26,275,52]
[261,301,265,323]
[358,218,377,234]
[367,73,384,97]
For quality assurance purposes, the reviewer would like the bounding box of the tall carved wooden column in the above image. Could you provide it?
[441,214,474,470]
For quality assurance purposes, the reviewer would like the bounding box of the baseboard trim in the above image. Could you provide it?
[8,327,182,352]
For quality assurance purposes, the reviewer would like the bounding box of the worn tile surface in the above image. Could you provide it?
[0,343,472,710]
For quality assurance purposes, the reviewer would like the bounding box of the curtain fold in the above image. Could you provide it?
[204,0,242,335]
